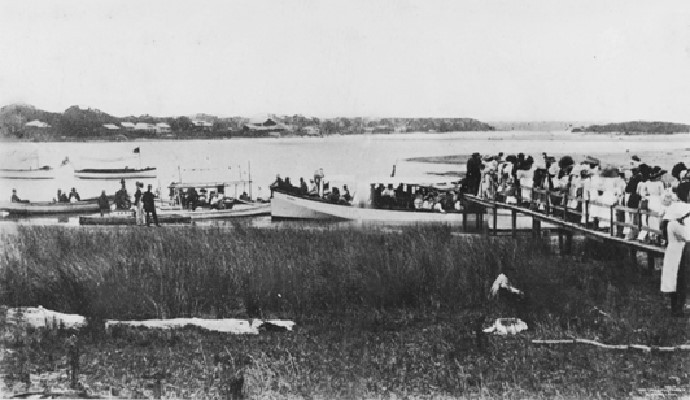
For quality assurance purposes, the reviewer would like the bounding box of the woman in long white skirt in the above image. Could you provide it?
[661,211,690,316]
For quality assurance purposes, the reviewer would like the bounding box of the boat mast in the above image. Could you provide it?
[248,161,252,200]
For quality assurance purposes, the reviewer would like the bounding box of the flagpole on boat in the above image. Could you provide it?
[248,161,252,200]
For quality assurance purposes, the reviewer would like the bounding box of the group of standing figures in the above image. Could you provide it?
[466,151,690,317]
[98,180,159,226]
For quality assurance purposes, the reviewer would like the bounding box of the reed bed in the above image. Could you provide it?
[2,225,601,321]
[1,225,689,398]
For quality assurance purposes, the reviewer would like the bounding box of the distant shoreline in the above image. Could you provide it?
[2,130,690,143]
[5,126,690,144]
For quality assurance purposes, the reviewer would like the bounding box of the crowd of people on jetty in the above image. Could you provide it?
[466,151,690,316]
[466,151,690,240]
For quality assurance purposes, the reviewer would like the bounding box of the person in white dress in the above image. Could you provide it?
[643,172,667,242]
[661,207,690,316]
[517,167,534,205]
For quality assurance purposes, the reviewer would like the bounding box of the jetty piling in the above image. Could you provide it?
[463,186,666,269]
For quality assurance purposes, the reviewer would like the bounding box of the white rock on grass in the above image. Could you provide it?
[105,318,295,335]
[5,306,86,329]
[5,306,295,334]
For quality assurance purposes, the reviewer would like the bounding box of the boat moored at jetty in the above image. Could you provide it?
[272,173,458,222]
[0,200,101,216]
[269,170,532,228]
[159,178,270,220]
[271,189,468,223]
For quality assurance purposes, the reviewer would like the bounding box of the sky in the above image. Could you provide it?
[1,0,689,122]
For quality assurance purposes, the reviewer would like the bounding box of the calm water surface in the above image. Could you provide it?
[1,130,689,208]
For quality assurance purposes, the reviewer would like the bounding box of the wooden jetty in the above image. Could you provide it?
[462,187,667,272]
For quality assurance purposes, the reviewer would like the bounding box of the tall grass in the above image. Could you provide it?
[3,225,689,398]
[1,225,643,326]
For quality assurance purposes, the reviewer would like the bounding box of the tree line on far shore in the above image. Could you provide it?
[572,121,690,134]
[0,103,495,141]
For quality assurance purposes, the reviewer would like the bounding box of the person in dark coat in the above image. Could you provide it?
[143,184,159,226]
[466,152,482,195]
[187,187,198,211]
[98,190,110,217]
[299,178,308,196]
[677,170,690,203]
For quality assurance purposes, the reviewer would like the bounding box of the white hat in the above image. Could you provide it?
[664,202,690,220]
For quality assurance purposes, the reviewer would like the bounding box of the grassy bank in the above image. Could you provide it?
[1,225,689,398]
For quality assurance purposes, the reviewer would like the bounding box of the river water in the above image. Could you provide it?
[1,131,689,226]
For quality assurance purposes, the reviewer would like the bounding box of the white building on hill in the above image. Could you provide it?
[134,122,156,132]
[25,120,50,128]
[156,122,171,133]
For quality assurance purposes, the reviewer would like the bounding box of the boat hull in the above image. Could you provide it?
[159,203,271,220]
[0,201,100,215]
[0,169,54,180]
[74,168,157,179]
[271,191,536,228]
[271,191,464,224]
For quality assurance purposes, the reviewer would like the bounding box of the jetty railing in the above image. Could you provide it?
[523,187,664,239]
[464,185,667,272]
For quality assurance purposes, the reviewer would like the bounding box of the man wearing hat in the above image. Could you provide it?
[98,190,110,217]
[142,184,159,227]
[10,189,20,203]
[466,153,482,195]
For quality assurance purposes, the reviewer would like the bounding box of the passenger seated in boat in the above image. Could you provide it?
[433,201,445,213]
[283,177,293,193]
[343,185,352,203]
[271,175,283,191]
[443,192,455,211]
[308,179,318,196]
[179,189,187,208]
[413,194,423,209]
[381,184,395,208]
[68,188,80,203]
[59,189,69,203]
[10,189,21,203]
[299,178,308,196]
[328,187,340,203]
